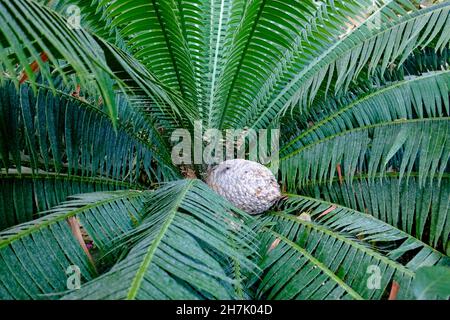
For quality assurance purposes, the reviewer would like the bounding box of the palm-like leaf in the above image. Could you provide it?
[0,0,181,126]
[0,80,179,179]
[248,1,450,130]
[214,0,370,129]
[0,0,118,121]
[280,70,450,155]
[279,118,450,190]
[61,180,257,300]
[299,174,450,251]
[253,195,449,299]
[0,80,180,228]
[0,190,149,299]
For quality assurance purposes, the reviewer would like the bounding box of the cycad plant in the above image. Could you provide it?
[0,0,449,300]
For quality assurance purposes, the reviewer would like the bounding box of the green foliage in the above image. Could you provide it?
[0,81,180,182]
[413,266,450,299]
[62,180,257,300]
[249,194,450,300]
[0,191,149,299]
[279,118,450,190]
[0,173,132,230]
[300,174,450,251]
[280,70,450,156]
[0,0,118,122]
[0,0,449,300]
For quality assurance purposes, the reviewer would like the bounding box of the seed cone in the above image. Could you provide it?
[206,159,282,214]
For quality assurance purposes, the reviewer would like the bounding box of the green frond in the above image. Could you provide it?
[288,46,450,129]
[253,194,449,299]
[0,172,137,230]
[281,195,449,266]
[40,0,126,45]
[278,118,450,190]
[203,0,246,127]
[28,1,190,129]
[0,190,149,299]
[98,39,194,129]
[256,226,364,300]
[280,70,450,157]
[61,180,258,300]
[212,0,370,129]
[0,0,120,123]
[401,47,450,76]
[0,81,180,183]
[299,174,450,251]
[97,0,200,113]
[0,0,182,126]
[249,1,450,129]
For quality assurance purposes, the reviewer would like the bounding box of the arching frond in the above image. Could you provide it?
[0,0,181,126]
[280,70,450,157]
[0,172,136,230]
[0,0,119,122]
[299,174,450,251]
[0,190,149,300]
[39,0,126,46]
[249,1,450,130]
[212,0,371,129]
[61,180,258,300]
[278,118,450,190]
[97,0,199,112]
[0,81,181,184]
[253,195,449,299]
[203,0,246,127]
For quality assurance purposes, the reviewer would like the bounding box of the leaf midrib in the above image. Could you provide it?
[126,179,194,299]
[218,0,267,129]
[23,82,177,172]
[0,172,141,189]
[282,193,448,260]
[265,228,364,300]
[207,0,227,128]
[295,172,450,188]
[272,210,415,277]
